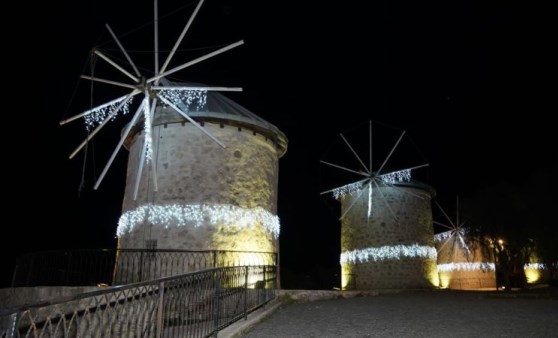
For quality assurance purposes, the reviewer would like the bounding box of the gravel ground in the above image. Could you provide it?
[240,291,558,337]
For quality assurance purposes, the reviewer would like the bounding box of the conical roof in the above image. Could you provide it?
[151,79,287,156]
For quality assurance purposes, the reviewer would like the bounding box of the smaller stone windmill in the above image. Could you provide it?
[434,197,496,290]
[320,121,437,290]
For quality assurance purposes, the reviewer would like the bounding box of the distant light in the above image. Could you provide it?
[340,244,437,264]
[117,203,280,238]
[497,239,504,245]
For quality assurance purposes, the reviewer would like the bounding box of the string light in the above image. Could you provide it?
[332,169,413,200]
[437,262,495,272]
[340,244,437,264]
[142,99,153,161]
[434,229,466,242]
[158,89,207,112]
[117,203,280,238]
[333,181,364,200]
[380,169,411,184]
[84,96,133,130]
[524,263,546,270]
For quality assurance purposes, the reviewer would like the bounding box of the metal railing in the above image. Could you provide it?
[1,265,276,337]
[12,249,277,287]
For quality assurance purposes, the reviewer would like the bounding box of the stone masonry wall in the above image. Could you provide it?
[118,121,280,253]
[341,185,437,290]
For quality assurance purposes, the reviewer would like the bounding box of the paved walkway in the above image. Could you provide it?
[239,291,558,337]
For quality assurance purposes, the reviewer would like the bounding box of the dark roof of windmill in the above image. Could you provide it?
[154,79,287,156]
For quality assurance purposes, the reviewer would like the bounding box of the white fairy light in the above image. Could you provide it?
[142,99,153,161]
[84,96,133,130]
[333,181,365,200]
[117,203,280,238]
[367,181,372,218]
[437,262,495,272]
[457,233,472,257]
[380,169,411,184]
[340,244,437,264]
[524,263,546,270]
[434,229,466,242]
[158,89,207,112]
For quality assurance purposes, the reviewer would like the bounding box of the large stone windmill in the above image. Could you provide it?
[61,0,287,281]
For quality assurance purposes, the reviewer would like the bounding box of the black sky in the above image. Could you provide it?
[2,0,555,288]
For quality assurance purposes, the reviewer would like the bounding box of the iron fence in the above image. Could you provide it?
[12,250,276,287]
[1,265,276,338]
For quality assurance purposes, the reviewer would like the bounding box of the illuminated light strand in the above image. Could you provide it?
[158,89,207,112]
[340,244,437,264]
[524,263,546,270]
[380,169,411,184]
[84,97,133,130]
[434,229,466,242]
[333,181,364,200]
[367,181,372,218]
[437,262,495,272]
[142,99,153,161]
[117,203,280,238]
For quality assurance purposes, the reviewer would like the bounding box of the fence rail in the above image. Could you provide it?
[1,265,276,338]
[12,249,277,287]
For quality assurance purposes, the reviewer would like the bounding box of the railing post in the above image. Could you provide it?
[138,250,144,282]
[156,281,165,338]
[212,251,217,268]
[244,267,249,320]
[262,266,267,304]
[213,270,221,337]
[7,312,19,338]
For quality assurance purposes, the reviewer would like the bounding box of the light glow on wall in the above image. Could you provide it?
[117,203,280,238]
[437,262,496,272]
[340,244,437,264]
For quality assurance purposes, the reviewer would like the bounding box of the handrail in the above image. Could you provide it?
[1,265,276,337]
[12,249,277,287]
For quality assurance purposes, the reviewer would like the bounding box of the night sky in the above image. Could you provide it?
[2,0,554,288]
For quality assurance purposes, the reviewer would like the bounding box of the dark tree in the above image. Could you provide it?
[466,182,534,289]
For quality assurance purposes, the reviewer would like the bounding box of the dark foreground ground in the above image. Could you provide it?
[241,290,558,337]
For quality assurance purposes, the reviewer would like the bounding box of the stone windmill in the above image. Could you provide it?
[61,0,287,282]
[321,121,436,290]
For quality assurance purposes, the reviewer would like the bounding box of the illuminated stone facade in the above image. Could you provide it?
[340,183,438,290]
[116,94,287,275]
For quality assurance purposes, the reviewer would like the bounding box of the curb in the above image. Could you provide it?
[218,299,283,338]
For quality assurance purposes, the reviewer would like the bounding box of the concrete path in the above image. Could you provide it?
[238,291,558,337]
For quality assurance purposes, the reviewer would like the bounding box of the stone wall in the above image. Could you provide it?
[118,121,281,253]
[340,184,437,290]
[435,233,496,290]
